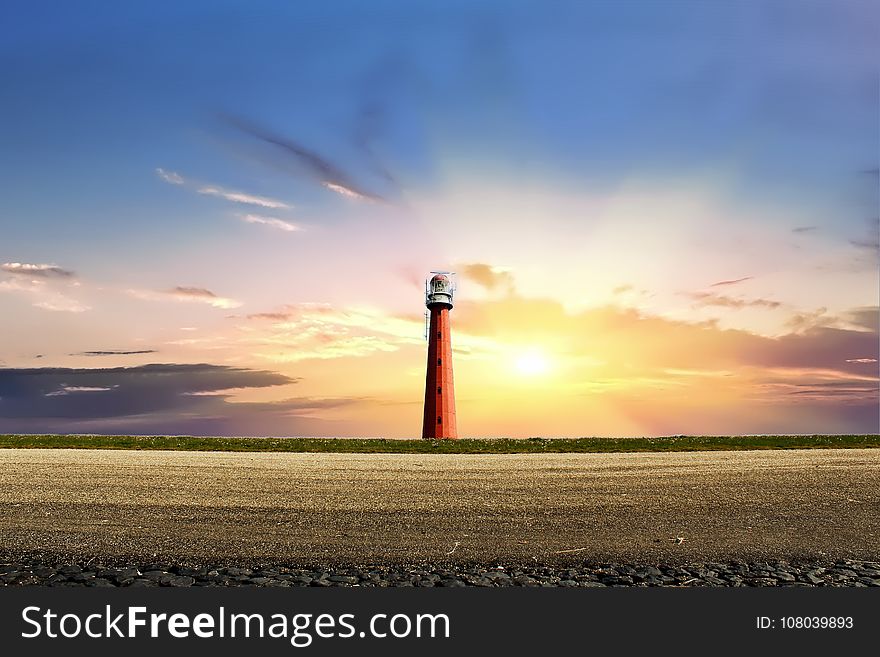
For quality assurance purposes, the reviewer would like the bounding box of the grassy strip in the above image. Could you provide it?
[0,434,877,454]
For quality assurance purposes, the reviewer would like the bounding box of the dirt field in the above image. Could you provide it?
[0,448,877,565]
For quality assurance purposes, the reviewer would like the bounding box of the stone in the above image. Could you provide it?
[168,576,195,587]
[249,577,274,586]
[142,570,167,582]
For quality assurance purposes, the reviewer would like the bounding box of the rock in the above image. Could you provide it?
[250,577,274,586]
[2,558,878,588]
[168,576,195,587]
[803,572,824,585]
[224,567,252,577]
[142,570,167,582]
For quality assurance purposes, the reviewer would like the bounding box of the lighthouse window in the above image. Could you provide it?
[437,386,442,394]
[437,357,442,366]
[437,331,441,339]
[437,416,442,425]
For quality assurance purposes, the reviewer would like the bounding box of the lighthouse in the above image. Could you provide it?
[422,273,458,439]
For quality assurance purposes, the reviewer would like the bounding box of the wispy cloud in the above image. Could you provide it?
[0,270,89,313]
[238,213,301,232]
[319,182,373,201]
[32,297,91,313]
[45,385,119,397]
[689,291,781,309]
[2,262,75,279]
[155,168,184,185]
[155,167,291,209]
[792,226,817,234]
[74,350,157,356]
[246,311,292,321]
[223,115,387,203]
[709,276,753,287]
[196,185,290,209]
[127,286,241,309]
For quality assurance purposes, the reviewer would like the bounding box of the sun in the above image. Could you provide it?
[515,350,550,376]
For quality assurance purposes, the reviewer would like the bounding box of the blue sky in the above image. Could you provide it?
[0,0,877,436]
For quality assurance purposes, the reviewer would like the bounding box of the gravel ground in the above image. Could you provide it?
[0,448,878,566]
[2,559,879,587]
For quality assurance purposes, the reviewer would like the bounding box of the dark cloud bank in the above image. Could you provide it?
[0,364,358,436]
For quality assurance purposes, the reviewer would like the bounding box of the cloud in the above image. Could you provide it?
[155,167,290,209]
[709,276,753,287]
[353,102,398,187]
[33,297,91,312]
[213,303,426,363]
[0,277,89,313]
[320,182,376,202]
[845,358,878,364]
[0,363,372,435]
[196,186,290,209]
[792,226,817,234]
[2,262,76,279]
[246,312,292,321]
[127,287,242,309]
[612,284,633,295]
[223,115,387,203]
[238,214,301,232]
[74,350,157,356]
[453,287,879,385]
[45,385,119,397]
[460,263,514,292]
[688,291,781,309]
[0,364,292,418]
[155,168,184,185]
[785,307,833,333]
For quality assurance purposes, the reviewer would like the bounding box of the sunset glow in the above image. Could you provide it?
[515,350,551,377]
[0,1,877,437]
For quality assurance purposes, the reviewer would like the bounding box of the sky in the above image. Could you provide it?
[0,0,878,437]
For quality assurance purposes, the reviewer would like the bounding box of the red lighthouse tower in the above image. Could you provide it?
[422,273,458,439]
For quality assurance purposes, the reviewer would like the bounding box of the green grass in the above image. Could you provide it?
[0,434,877,454]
